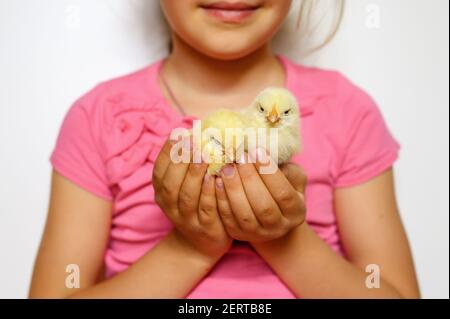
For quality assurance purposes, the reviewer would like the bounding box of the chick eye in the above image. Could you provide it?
[284,109,291,115]
[258,104,265,113]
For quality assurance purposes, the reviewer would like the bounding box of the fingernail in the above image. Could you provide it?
[237,153,246,165]
[249,147,257,163]
[203,173,211,184]
[257,147,267,159]
[169,136,178,145]
[169,133,176,141]
[221,165,235,178]
[216,177,224,189]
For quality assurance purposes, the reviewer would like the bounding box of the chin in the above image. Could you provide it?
[190,29,271,60]
[202,47,263,61]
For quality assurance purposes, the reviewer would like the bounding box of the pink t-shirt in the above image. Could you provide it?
[51,56,400,298]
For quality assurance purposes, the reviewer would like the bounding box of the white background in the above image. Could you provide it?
[0,0,448,299]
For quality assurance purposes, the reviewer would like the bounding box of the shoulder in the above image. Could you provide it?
[61,61,170,159]
[283,58,400,186]
[73,62,161,116]
[283,56,396,146]
[66,60,165,133]
[284,57,373,103]
[282,57,380,121]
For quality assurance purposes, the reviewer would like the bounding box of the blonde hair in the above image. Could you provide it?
[296,0,345,53]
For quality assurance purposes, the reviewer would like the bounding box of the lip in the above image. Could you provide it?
[199,1,261,23]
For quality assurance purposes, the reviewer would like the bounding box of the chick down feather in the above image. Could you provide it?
[198,87,301,175]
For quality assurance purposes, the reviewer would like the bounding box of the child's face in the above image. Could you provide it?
[160,0,292,60]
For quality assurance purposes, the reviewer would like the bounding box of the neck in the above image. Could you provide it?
[162,33,284,94]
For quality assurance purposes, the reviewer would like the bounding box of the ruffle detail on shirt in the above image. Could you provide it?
[101,93,193,186]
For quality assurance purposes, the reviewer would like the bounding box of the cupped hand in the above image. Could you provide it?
[215,150,307,243]
[152,138,233,259]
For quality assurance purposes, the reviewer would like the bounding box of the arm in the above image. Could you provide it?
[252,169,420,298]
[29,171,220,298]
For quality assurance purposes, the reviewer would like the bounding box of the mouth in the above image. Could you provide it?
[199,1,262,24]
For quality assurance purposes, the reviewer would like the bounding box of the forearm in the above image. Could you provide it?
[70,231,219,298]
[252,224,404,299]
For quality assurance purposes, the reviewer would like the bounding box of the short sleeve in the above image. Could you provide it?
[50,92,113,200]
[333,80,400,188]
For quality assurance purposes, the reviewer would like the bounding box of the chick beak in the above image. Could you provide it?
[267,107,280,124]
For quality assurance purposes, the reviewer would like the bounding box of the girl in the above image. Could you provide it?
[29,0,420,298]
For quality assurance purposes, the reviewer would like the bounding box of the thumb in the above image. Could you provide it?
[280,163,308,194]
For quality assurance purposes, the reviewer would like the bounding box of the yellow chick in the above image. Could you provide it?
[244,87,301,164]
[199,87,301,175]
[199,108,248,175]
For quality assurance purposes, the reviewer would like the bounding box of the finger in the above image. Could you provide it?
[198,174,219,226]
[215,177,241,235]
[251,148,304,220]
[280,163,308,194]
[152,139,174,190]
[178,163,208,218]
[160,155,191,215]
[236,155,283,228]
[220,164,260,233]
